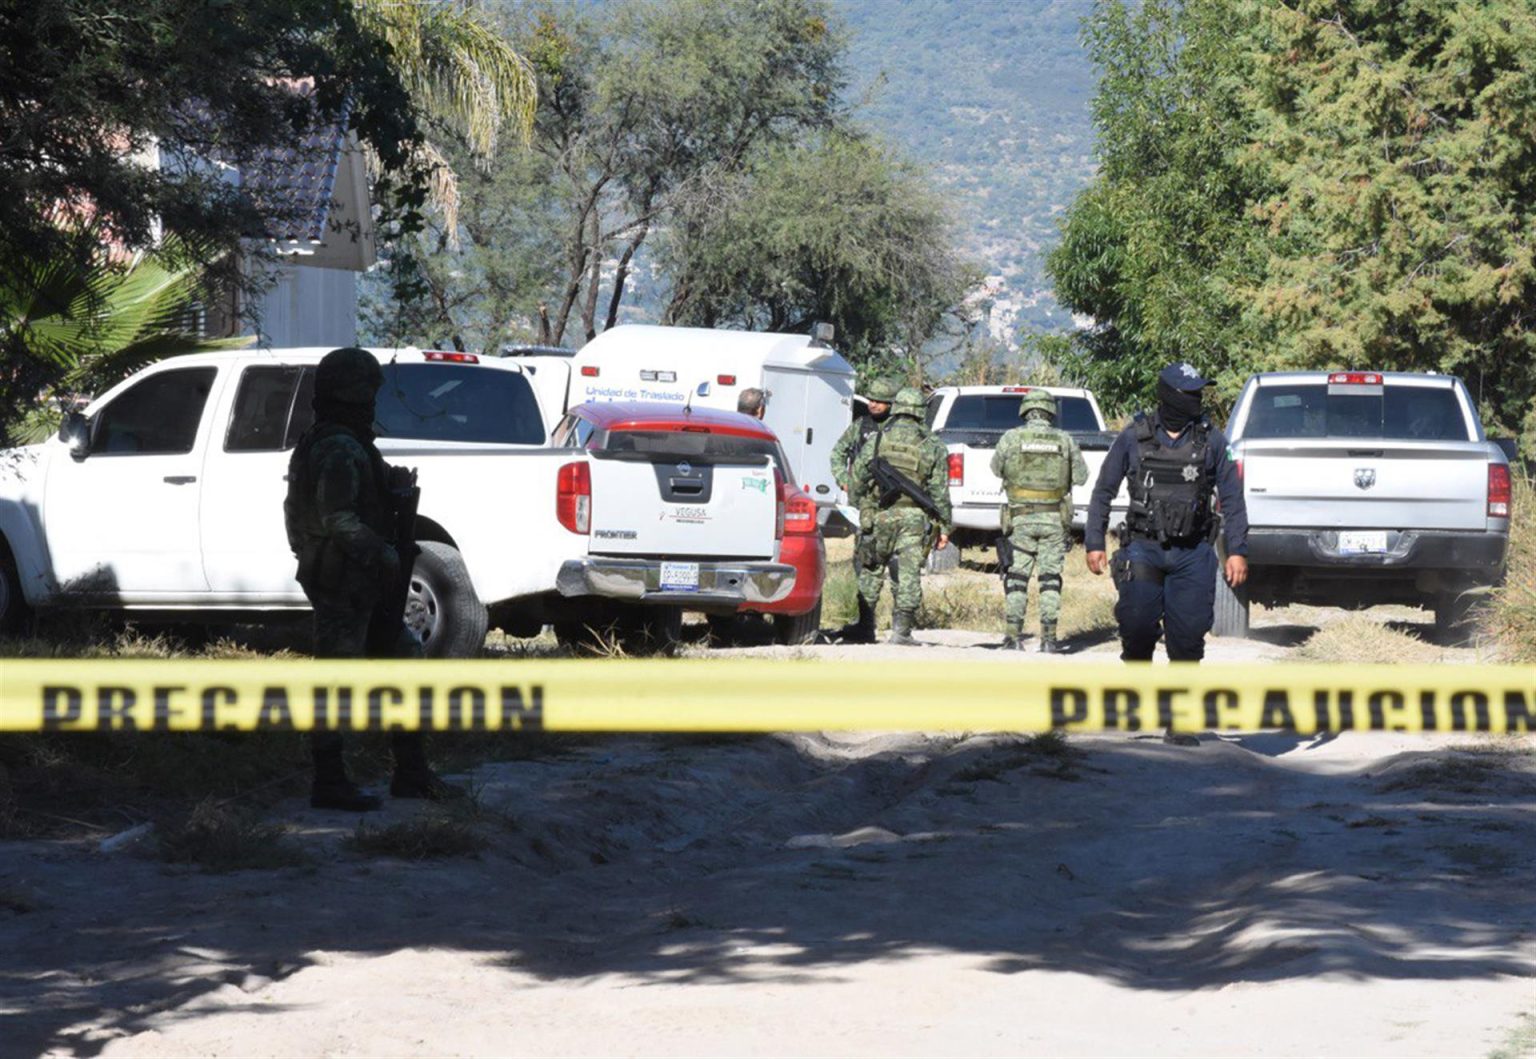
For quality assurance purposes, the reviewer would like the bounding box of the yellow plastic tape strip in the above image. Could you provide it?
[2,659,1535,735]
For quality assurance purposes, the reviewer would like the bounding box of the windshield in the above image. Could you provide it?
[942,394,1100,433]
[1243,384,1471,441]
[600,429,786,474]
[373,363,545,444]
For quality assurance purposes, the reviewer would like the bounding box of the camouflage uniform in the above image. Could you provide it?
[284,347,444,810]
[990,391,1088,651]
[825,377,901,643]
[850,388,952,645]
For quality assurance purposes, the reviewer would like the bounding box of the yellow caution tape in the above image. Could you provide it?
[2,659,1535,734]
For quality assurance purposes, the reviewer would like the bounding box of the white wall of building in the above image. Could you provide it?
[245,261,358,348]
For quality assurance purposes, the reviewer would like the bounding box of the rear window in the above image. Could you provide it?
[600,429,786,474]
[942,394,1101,433]
[288,363,546,444]
[1243,384,1471,441]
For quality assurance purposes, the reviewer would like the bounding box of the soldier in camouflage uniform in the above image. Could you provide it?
[284,347,459,811]
[991,389,1088,652]
[849,387,952,646]
[824,376,901,642]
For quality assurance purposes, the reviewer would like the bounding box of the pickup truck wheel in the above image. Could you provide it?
[926,542,961,574]
[405,541,488,658]
[0,545,31,635]
[1213,564,1250,638]
[1433,592,1476,644]
[774,598,823,645]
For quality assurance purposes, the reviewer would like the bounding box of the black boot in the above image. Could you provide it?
[832,597,876,644]
[389,732,466,801]
[310,734,381,812]
[888,610,917,646]
[1000,629,1026,650]
[1039,623,1063,654]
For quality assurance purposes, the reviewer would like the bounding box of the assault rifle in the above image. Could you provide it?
[871,454,946,524]
[367,464,422,656]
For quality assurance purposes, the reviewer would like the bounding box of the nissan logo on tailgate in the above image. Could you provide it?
[1354,468,1376,490]
[676,461,693,476]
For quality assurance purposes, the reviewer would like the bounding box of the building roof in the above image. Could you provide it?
[240,99,351,245]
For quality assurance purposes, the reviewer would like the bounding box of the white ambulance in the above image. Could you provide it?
[511,324,859,534]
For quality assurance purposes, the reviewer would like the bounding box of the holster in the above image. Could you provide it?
[996,534,1015,577]
[1110,549,1165,587]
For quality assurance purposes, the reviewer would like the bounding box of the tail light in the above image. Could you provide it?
[1327,372,1384,385]
[947,452,964,487]
[580,365,599,377]
[556,461,591,534]
[774,470,786,540]
[783,489,818,535]
[423,351,479,363]
[1489,463,1512,518]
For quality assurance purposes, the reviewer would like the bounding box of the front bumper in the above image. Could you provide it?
[1246,527,1509,574]
[557,558,796,606]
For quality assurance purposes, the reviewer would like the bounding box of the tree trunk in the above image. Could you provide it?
[580,211,602,342]
[603,225,649,332]
[537,303,552,346]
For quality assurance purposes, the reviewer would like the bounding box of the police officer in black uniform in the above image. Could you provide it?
[1084,363,1248,667]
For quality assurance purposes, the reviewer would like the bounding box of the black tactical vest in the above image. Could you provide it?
[1125,413,1214,545]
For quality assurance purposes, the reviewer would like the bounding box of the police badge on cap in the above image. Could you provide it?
[1158,362,1212,392]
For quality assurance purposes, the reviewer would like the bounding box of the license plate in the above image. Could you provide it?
[1338,531,1388,555]
[658,562,700,591]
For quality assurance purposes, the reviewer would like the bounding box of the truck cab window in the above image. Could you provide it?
[226,366,304,452]
[91,367,217,455]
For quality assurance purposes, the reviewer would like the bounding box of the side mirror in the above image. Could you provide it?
[58,411,90,461]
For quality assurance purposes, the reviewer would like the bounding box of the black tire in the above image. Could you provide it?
[1433,592,1475,644]
[1212,562,1250,638]
[621,605,683,656]
[0,542,32,636]
[706,613,738,647]
[774,598,823,645]
[405,541,488,658]
[926,541,961,574]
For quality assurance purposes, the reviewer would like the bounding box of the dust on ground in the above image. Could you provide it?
[0,545,1525,1057]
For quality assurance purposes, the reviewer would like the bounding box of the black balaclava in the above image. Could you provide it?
[314,395,378,440]
[869,404,890,423]
[1157,379,1203,435]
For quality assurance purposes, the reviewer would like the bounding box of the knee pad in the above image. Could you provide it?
[1004,573,1031,594]
[1037,573,1063,594]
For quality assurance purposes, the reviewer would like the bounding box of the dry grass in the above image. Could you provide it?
[821,535,1118,638]
[1486,476,1536,662]
[156,798,310,872]
[1293,614,1443,664]
[346,812,489,860]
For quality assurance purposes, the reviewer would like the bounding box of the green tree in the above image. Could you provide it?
[662,133,978,370]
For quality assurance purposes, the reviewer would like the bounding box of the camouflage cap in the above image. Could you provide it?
[890,387,926,419]
[1018,389,1057,419]
[861,376,901,403]
[315,347,383,405]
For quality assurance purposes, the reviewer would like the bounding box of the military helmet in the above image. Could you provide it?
[890,387,926,419]
[861,376,901,403]
[1018,389,1057,420]
[315,347,384,405]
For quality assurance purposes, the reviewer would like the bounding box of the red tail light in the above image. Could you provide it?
[718,374,737,385]
[947,452,964,487]
[1489,463,1512,518]
[1327,372,1383,385]
[580,365,600,377]
[774,470,786,539]
[424,351,479,363]
[783,489,818,535]
[1235,457,1244,484]
[556,461,591,534]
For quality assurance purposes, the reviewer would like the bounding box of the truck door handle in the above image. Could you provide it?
[162,475,197,485]
[806,427,813,444]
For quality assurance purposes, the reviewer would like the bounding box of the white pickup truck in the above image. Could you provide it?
[1221,370,1512,636]
[0,348,793,654]
[925,385,1129,549]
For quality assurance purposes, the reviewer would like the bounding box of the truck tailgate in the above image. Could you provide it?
[1242,441,1489,530]
[587,454,778,558]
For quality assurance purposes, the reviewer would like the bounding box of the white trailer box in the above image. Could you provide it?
[522,325,857,525]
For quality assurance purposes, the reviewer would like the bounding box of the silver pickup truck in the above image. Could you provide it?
[1219,371,1512,637]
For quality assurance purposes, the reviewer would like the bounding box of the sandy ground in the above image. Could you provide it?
[2,596,1530,1057]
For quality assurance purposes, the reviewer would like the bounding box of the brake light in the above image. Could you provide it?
[1490,463,1512,518]
[1327,372,1383,385]
[784,489,818,535]
[774,470,786,540]
[556,462,591,534]
[947,451,964,487]
[580,366,600,377]
[718,374,736,385]
[423,351,479,364]
[1002,386,1030,393]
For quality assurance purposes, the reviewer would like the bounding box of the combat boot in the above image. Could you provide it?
[310,743,381,812]
[389,733,467,801]
[1039,622,1063,654]
[1000,626,1026,650]
[829,597,876,644]
[888,610,917,646]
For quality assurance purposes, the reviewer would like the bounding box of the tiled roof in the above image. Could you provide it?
[240,99,353,244]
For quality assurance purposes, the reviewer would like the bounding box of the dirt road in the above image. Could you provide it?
[4,597,1533,1057]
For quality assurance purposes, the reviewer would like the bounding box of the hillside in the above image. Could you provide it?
[837,0,1099,340]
